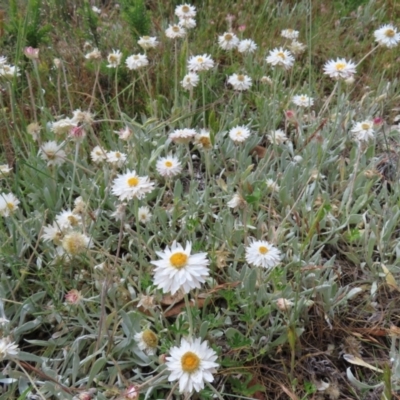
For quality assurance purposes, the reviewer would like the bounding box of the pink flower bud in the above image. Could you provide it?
[24,47,39,60]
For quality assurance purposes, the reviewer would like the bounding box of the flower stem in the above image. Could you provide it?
[184,293,194,337]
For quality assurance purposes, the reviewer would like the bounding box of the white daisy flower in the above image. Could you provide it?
[85,48,102,60]
[245,239,281,269]
[42,223,63,245]
[238,39,257,54]
[156,155,183,178]
[175,3,196,19]
[0,338,19,361]
[107,49,122,68]
[0,64,20,79]
[27,122,41,141]
[281,29,299,40]
[288,40,307,55]
[218,32,239,50]
[169,128,197,144]
[350,120,375,142]
[110,203,127,221]
[292,94,314,108]
[62,232,92,256]
[71,109,94,125]
[374,24,400,48]
[51,118,77,135]
[179,17,196,29]
[111,170,155,201]
[39,141,66,167]
[181,72,200,90]
[0,164,12,178]
[55,209,82,231]
[323,58,356,80]
[195,129,212,150]
[116,126,132,141]
[90,145,107,164]
[166,337,219,394]
[227,73,252,91]
[134,329,158,355]
[229,125,251,143]
[266,47,295,70]
[106,150,127,168]
[138,36,158,50]
[126,54,149,70]
[165,24,187,39]
[227,193,246,209]
[151,241,209,295]
[266,178,280,192]
[187,54,214,72]
[267,129,287,145]
[138,206,152,224]
[0,193,20,217]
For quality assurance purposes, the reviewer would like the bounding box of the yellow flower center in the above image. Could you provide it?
[47,152,55,160]
[134,55,139,60]
[165,161,173,167]
[335,62,346,70]
[170,252,188,269]
[199,137,211,147]
[115,152,121,158]
[142,329,158,348]
[181,351,200,373]
[6,202,15,211]
[143,36,150,40]
[385,29,395,38]
[67,215,79,226]
[173,26,180,32]
[197,57,204,63]
[109,55,118,63]
[225,34,233,41]
[259,246,269,254]
[287,29,293,33]
[277,52,286,59]
[182,5,190,12]
[237,75,244,81]
[236,131,242,136]
[127,177,139,187]
[361,123,370,130]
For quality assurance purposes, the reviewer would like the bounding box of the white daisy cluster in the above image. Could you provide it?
[41,198,93,257]
[165,3,197,39]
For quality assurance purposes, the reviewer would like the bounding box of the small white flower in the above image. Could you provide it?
[267,129,287,145]
[73,196,86,215]
[138,36,158,50]
[187,54,214,72]
[137,294,155,309]
[179,17,196,29]
[42,222,64,245]
[323,58,356,80]
[227,73,252,91]
[126,54,149,70]
[276,298,294,311]
[181,72,200,90]
[238,39,257,54]
[110,203,127,221]
[138,206,152,224]
[71,109,94,125]
[281,29,299,40]
[175,3,196,19]
[85,48,102,60]
[169,128,197,143]
[151,241,209,295]
[166,337,219,394]
[288,40,307,55]
[134,329,158,355]
[292,94,314,108]
[374,24,400,48]
[106,151,127,168]
[351,120,375,142]
[90,145,107,164]
[227,193,246,209]
[218,32,239,50]
[245,239,281,269]
[165,24,187,39]
[293,155,303,163]
[266,178,280,192]
[0,164,12,178]
[51,118,77,135]
[266,47,295,70]
[39,141,66,167]
[229,125,251,143]
[111,170,155,201]
[0,64,20,78]
[27,122,42,141]
[55,209,82,231]
[195,129,212,150]
[0,338,19,360]
[62,232,92,256]
[107,50,122,68]
[156,155,183,178]
[116,126,133,141]
[0,193,20,217]
[92,6,101,14]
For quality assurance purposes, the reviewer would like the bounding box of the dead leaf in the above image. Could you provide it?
[161,291,184,306]
[164,298,206,318]
[343,354,383,373]
[382,264,399,291]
